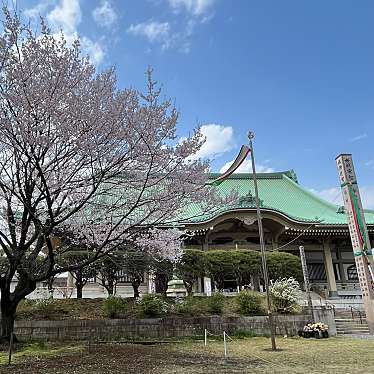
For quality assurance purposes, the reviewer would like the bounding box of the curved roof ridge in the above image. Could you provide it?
[208,170,296,181]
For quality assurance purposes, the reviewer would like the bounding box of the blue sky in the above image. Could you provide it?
[16,0,374,207]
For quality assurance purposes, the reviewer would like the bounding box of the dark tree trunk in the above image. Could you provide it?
[0,277,36,342]
[47,277,55,298]
[214,274,225,291]
[132,280,140,298]
[155,273,169,296]
[75,271,84,299]
[251,274,260,292]
[0,296,17,343]
[183,280,193,296]
[103,281,114,296]
[0,311,16,343]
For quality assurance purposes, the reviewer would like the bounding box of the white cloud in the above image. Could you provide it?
[127,21,171,49]
[44,0,104,65]
[309,186,374,209]
[47,0,81,34]
[127,20,192,53]
[92,0,117,28]
[193,124,235,159]
[168,0,215,16]
[24,0,55,20]
[361,187,374,209]
[351,133,368,142]
[219,159,274,174]
[309,187,342,205]
[128,1,215,53]
[80,36,105,66]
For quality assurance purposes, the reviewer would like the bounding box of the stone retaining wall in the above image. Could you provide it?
[13,314,321,341]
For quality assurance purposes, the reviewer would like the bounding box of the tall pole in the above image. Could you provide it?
[299,245,314,322]
[336,154,374,334]
[248,131,276,351]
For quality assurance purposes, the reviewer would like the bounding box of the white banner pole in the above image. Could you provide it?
[336,154,374,334]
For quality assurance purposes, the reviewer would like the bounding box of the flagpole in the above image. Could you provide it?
[248,131,277,351]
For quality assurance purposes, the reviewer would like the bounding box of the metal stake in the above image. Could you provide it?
[248,131,277,351]
[8,332,14,365]
[223,331,227,359]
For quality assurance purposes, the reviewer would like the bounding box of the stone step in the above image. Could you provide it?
[334,314,366,318]
[337,326,370,332]
[335,312,370,336]
[337,327,370,332]
[335,318,366,322]
[336,322,368,327]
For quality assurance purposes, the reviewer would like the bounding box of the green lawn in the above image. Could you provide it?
[1,337,373,373]
[0,341,83,366]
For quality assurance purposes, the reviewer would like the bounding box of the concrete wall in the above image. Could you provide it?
[312,307,337,336]
[13,314,322,341]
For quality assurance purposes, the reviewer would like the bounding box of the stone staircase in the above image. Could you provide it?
[334,309,370,335]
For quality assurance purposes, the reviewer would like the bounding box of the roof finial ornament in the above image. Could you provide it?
[248,130,255,140]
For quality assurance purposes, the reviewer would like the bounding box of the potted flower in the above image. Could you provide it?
[298,322,329,338]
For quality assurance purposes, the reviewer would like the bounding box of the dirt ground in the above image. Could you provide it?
[2,337,374,374]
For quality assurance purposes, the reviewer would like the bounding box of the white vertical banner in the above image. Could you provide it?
[148,271,156,294]
[204,277,212,296]
[336,154,374,333]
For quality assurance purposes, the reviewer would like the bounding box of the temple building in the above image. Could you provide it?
[181,170,374,299]
[24,170,374,300]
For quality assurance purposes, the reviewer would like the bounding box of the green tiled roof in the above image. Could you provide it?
[179,170,374,226]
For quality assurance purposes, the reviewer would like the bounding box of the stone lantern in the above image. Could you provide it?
[166,275,187,297]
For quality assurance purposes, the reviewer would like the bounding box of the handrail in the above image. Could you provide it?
[316,297,336,315]
[323,299,336,315]
[350,305,363,324]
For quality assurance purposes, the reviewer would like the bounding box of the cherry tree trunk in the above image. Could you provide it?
[75,272,84,299]
[214,275,225,291]
[0,276,37,342]
[183,281,193,296]
[76,283,83,299]
[105,278,115,296]
[106,285,114,296]
[155,273,169,296]
[0,302,17,343]
[0,284,15,342]
[132,280,141,298]
[47,277,55,298]
[251,274,261,292]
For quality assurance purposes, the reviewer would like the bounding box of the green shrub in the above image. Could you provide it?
[175,296,202,315]
[207,292,225,314]
[16,299,35,318]
[33,298,56,318]
[266,252,303,282]
[236,291,264,315]
[103,296,127,318]
[137,294,168,317]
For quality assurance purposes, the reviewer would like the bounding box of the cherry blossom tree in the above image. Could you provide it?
[0,9,230,342]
